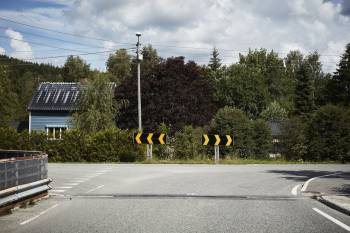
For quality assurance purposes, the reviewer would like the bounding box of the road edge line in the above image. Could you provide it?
[301,172,341,192]
[312,207,350,231]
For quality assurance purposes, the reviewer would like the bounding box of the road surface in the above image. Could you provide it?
[1,164,350,233]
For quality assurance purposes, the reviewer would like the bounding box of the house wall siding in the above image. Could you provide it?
[30,111,73,131]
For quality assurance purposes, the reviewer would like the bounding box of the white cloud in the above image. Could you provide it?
[5,28,34,60]
[0,0,349,72]
[0,47,5,55]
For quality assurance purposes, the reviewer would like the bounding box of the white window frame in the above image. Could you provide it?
[45,125,68,140]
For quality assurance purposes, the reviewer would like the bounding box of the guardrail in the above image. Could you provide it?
[0,150,51,212]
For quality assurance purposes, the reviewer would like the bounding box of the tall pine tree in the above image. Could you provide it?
[209,47,221,72]
[327,43,350,106]
[294,62,315,115]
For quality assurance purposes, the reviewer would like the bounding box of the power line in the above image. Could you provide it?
[0,26,120,50]
[0,16,133,46]
[0,17,344,58]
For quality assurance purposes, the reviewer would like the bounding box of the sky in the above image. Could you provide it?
[0,0,350,72]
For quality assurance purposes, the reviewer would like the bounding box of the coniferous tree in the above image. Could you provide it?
[209,47,221,72]
[327,43,350,106]
[294,62,315,115]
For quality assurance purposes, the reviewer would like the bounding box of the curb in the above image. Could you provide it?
[317,196,350,216]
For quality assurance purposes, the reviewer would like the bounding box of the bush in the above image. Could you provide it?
[281,117,307,161]
[174,125,204,160]
[210,106,254,158]
[251,119,272,159]
[0,127,145,162]
[306,105,350,162]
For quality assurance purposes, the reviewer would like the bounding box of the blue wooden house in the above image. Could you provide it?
[27,82,80,139]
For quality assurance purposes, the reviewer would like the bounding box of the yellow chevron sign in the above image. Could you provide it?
[226,135,232,146]
[214,134,221,145]
[159,133,165,145]
[134,133,167,145]
[202,134,233,146]
[135,132,142,145]
[147,133,154,144]
[203,134,209,145]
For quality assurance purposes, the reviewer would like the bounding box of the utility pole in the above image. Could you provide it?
[136,32,142,132]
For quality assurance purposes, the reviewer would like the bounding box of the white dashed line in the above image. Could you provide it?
[50,189,66,193]
[20,204,59,225]
[64,183,79,186]
[54,186,72,189]
[85,185,105,194]
[313,208,350,232]
[291,184,301,196]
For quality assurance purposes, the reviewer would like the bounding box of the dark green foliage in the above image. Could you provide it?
[116,57,217,132]
[106,49,132,84]
[174,125,204,160]
[215,64,269,118]
[210,107,254,158]
[0,55,63,124]
[62,55,90,82]
[294,62,315,115]
[327,43,350,106]
[280,117,308,161]
[0,127,145,162]
[307,105,350,162]
[251,119,272,159]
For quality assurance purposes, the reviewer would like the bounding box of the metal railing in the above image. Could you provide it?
[0,150,51,209]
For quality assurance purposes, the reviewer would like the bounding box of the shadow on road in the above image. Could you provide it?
[266,170,350,182]
[333,184,350,195]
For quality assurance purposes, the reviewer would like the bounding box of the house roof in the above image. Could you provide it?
[28,82,81,111]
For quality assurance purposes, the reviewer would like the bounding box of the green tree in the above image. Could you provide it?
[294,62,315,115]
[174,125,204,160]
[285,50,304,80]
[281,117,308,161]
[106,49,132,84]
[251,119,272,159]
[260,101,287,121]
[210,107,254,158]
[215,64,269,118]
[327,43,350,106]
[72,74,118,132]
[63,56,90,82]
[209,47,221,72]
[0,67,20,125]
[307,105,350,162]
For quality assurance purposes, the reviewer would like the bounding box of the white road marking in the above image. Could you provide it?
[85,185,105,194]
[301,172,341,192]
[20,204,59,225]
[313,208,350,232]
[54,186,72,189]
[50,189,66,193]
[71,179,88,183]
[291,184,301,196]
[64,183,79,186]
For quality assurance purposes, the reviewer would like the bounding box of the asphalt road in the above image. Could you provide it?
[1,164,350,233]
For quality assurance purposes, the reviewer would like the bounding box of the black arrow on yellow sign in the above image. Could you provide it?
[134,132,167,145]
[202,134,233,146]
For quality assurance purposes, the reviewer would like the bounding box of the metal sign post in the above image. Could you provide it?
[147,144,153,160]
[214,145,220,164]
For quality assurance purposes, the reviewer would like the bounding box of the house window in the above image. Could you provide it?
[45,126,67,140]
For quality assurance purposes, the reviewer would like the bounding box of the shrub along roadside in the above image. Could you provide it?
[0,127,145,162]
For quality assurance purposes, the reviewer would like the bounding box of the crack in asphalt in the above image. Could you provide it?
[51,193,303,201]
